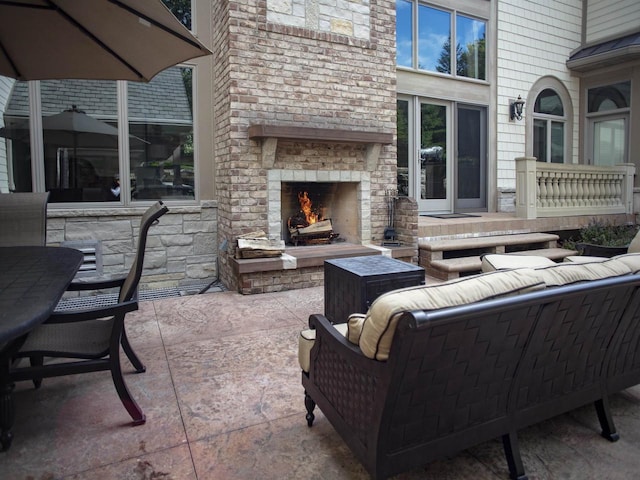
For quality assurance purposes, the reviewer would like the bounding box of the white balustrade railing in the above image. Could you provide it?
[515,157,635,219]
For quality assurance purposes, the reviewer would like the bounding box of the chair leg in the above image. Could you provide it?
[121,328,145,373]
[502,430,528,480]
[304,391,316,427]
[110,351,145,426]
[595,397,619,442]
[0,357,15,452]
[29,355,43,389]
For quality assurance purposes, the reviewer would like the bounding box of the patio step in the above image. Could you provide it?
[419,233,576,280]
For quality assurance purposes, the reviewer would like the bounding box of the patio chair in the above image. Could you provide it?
[0,192,49,246]
[9,201,169,426]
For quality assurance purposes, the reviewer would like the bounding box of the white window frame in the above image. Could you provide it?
[526,77,573,164]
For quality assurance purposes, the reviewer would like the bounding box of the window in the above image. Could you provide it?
[397,99,410,196]
[396,1,486,81]
[419,5,451,73]
[128,67,195,202]
[396,1,413,68]
[0,0,196,203]
[533,89,565,163]
[456,14,486,80]
[587,81,630,166]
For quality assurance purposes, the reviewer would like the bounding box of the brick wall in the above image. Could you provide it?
[213,0,399,292]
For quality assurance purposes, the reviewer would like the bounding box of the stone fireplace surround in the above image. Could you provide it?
[269,169,370,245]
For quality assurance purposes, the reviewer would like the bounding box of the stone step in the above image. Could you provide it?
[426,247,577,281]
[419,232,560,252]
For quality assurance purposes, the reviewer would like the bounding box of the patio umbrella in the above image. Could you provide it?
[0,105,148,187]
[0,105,147,149]
[0,0,211,82]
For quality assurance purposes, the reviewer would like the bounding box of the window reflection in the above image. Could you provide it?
[396,0,413,68]
[533,89,565,163]
[0,76,32,193]
[397,100,409,196]
[534,89,564,116]
[128,66,194,201]
[418,5,450,73]
[456,15,486,80]
[41,80,119,202]
[588,81,630,113]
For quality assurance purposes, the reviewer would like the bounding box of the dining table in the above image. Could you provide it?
[0,246,84,451]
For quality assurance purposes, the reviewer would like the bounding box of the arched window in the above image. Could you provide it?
[533,88,566,163]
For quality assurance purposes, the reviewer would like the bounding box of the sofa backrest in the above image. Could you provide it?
[378,273,640,455]
[358,269,545,360]
[357,258,635,362]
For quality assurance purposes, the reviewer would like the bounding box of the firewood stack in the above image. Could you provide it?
[288,219,336,245]
[235,231,285,259]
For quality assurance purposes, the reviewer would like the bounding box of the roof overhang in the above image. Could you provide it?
[567,31,640,72]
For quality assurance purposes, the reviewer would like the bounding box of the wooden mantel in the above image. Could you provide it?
[248,124,393,170]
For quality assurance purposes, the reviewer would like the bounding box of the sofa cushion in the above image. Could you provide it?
[563,255,607,264]
[298,323,349,373]
[532,257,631,287]
[481,253,556,272]
[359,269,545,361]
[611,253,640,273]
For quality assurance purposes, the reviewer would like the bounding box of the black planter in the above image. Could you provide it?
[575,242,628,258]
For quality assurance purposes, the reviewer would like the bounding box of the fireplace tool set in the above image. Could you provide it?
[383,189,400,246]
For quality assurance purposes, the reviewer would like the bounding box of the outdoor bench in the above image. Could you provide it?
[299,254,640,479]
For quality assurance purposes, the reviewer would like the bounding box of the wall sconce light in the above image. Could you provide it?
[510,95,525,121]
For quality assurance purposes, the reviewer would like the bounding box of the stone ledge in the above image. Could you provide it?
[231,243,417,275]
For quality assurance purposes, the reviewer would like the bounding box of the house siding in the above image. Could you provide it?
[496,0,582,200]
[586,0,640,44]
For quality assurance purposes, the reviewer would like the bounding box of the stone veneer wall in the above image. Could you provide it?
[213,0,399,293]
[46,202,218,290]
[393,196,419,261]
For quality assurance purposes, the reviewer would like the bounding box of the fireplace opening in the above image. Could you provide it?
[281,181,359,245]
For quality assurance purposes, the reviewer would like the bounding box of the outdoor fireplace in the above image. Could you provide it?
[266,169,371,248]
[285,185,337,245]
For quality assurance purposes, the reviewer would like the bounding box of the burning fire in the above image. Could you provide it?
[298,191,318,225]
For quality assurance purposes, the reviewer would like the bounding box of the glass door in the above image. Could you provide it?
[589,114,628,166]
[418,100,450,212]
[455,105,486,210]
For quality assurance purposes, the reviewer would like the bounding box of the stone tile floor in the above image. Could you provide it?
[3,286,640,479]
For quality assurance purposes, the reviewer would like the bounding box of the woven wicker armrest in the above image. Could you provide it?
[309,314,386,376]
[45,299,138,324]
[67,274,128,291]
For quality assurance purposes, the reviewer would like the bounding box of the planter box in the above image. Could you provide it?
[576,243,628,258]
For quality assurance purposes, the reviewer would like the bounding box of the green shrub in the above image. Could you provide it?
[564,220,639,249]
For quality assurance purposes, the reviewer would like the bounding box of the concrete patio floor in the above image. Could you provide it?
[4,285,640,479]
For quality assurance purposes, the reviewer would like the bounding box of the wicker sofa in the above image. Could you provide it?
[299,254,640,480]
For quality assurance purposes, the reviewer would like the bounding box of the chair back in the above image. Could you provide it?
[0,192,49,247]
[119,201,169,303]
